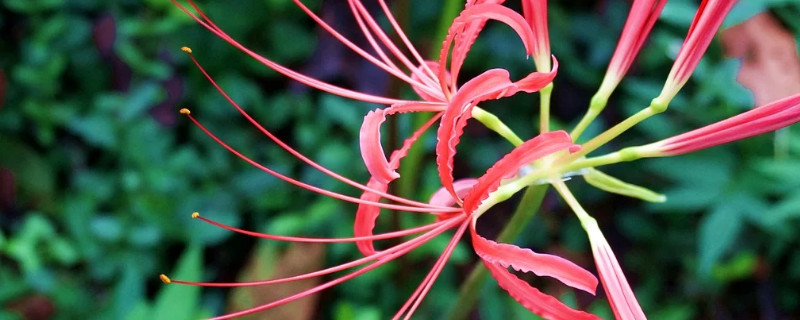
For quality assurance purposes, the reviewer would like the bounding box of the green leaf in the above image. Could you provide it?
[123,301,152,320]
[0,136,55,207]
[698,200,744,278]
[712,251,757,282]
[319,94,366,133]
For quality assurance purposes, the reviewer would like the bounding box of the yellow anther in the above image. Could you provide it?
[191,212,200,219]
[159,274,171,284]
[179,108,191,115]
[181,46,193,54]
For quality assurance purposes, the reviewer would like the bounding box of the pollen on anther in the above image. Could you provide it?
[179,108,191,115]
[159,274,171,284]
[191,212,200,219]
[181,46,193,54]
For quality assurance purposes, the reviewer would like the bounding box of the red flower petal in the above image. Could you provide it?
[353,178,389,256]
[438,3,539,90]
[360,102,446,185]
[435,68,558,201]
[462,130,577,213]
[428,178,478,208]
[660,0,736,101]
[586,223,647,320]
[355,110,444,255]
[483,260,602,320]
[457,131,593,319]
[655,94,800,156]
[605,0,667,84]
[471,230,597,294]
[521,0,551,71]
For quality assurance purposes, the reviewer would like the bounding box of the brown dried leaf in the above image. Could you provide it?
[722,13,800,105]
[228,242,325,320]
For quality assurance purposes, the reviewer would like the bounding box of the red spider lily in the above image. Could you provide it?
[161,0,800,319]
[165,1,598,319]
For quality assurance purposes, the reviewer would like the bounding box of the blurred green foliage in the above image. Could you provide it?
[1,0,800,319]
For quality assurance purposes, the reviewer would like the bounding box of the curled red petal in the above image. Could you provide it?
[462,130,578,213]
[483,260,602,320]
[439,3,537,88]
[471,228,597,294]
[360,103,446,185]
[360,109,399,184]
[435,68,557,201]
[355,109,444,255]
[429,178,479,208]
[435,69,514,200]
[353,179,386,256]
[516,57,559,92]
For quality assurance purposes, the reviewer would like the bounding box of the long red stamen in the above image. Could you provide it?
[171,0,409,105]
[163,216,462,288]
[192,212,452,243]
[210,218,463,320]
[286,0,441,97]
[373,0,439,83]
[162,217,465,320]
[393,219,470,320]
[180,109,459,213]
[347,0,429,85]
[183,52,450,211]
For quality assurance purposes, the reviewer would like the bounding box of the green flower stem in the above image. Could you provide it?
[445,185,549,320]
[568,99,667,162]
[558,147,639,173]
[539,83,553,133]
[551,179,594,227]
[472,107,524,146]
[571,92,609,141]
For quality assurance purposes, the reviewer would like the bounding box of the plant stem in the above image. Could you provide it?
[445,185,549,320]
[539,83,553,133]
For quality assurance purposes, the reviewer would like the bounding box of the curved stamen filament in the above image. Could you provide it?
[171,0,408,105]
[394,220,470,320]
[346,1,408,72]
[192,212,453,243]
[347,0,436,88]
[198,217,463,320]
[181,110,459,214]
[184,52,450,210]
[163,216,464,289]
[374,0,439,82]
[289,0,442,98]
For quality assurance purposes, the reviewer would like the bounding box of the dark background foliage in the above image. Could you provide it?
[1,0,799,319]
